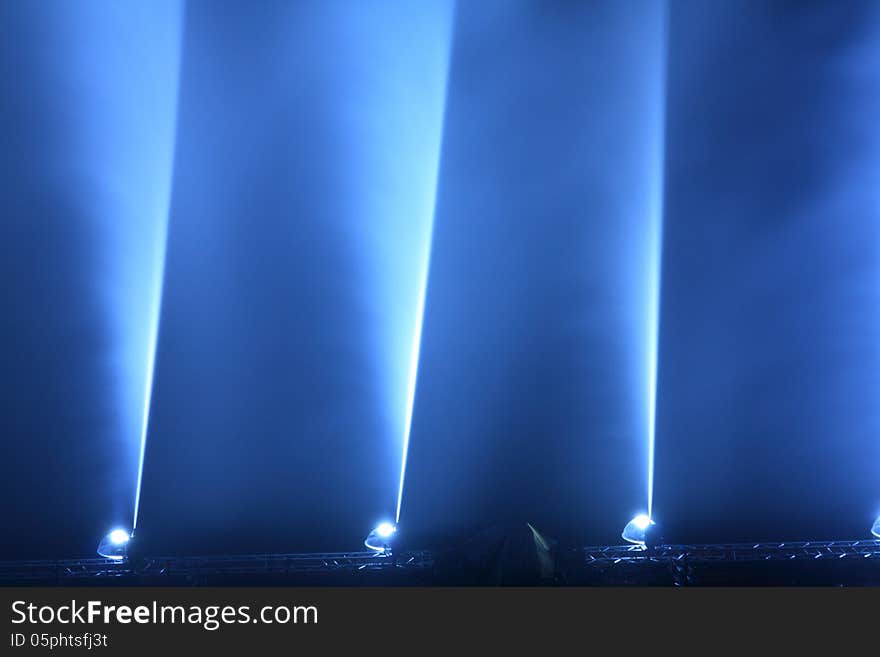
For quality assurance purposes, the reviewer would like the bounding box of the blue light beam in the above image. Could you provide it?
[57,1,185,530]
[645,2,668,519]
[131,230,173,531]
[335,1,455,525]
[395,219,437,524]
[131,10,184,531]
[392,9,455,525]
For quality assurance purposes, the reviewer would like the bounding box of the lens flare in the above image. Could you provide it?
[622,514,655,545]
[97,528,131,559]
[365,522,398,552]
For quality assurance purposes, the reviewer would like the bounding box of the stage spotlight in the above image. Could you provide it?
[97,528,131,560]
[364,522,397,552]
[872,515,880,539]
[622,514,655,545]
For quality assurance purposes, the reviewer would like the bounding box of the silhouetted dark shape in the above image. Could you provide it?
[433,523,561,585]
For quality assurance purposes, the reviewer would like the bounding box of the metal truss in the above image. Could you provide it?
[0,551,433,583]
[582,540,880,565]
[4,542,877,584]
[142,551,433,576]
[0,558,135,583]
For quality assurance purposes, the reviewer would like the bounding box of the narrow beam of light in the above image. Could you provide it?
[122,4,184,531]
[645,208,663,520]
[131,84,183,529]
[392,7,456,524]
[324,1,457,527]
[645,3,669,519]
[395,245,434,523]
[15,0,185,533]
[132,245,172,530]
[306,0,454,528]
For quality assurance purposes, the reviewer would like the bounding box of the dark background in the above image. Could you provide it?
[654,0,880,543]
[2,0,879,560]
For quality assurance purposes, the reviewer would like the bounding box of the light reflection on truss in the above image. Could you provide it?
[582,540,880,565]
[0,551,433,582]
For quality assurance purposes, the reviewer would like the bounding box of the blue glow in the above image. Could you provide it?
[392,61,452,524]
[391,2,457,525]
[57,1,184,529]
[644,2,668,519]
[126,8,183,530]
[109,529,130,545]
[395,254,434,524]
[365,522,398,552]
[633,514,652,531]
[132,241,172,531]
[872,516,880,539]
[376,522,396,539]
[97,528,131,560]
[622,514,655,545]
[336,1,455,524]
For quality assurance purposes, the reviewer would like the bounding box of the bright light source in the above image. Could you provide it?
[872,515,880,539]
[97,528,131,560]
[634,514,652,530]
[622,514,655,545]
[376,522,396,538]
[109,529,130,545]
[365,523,397,552]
